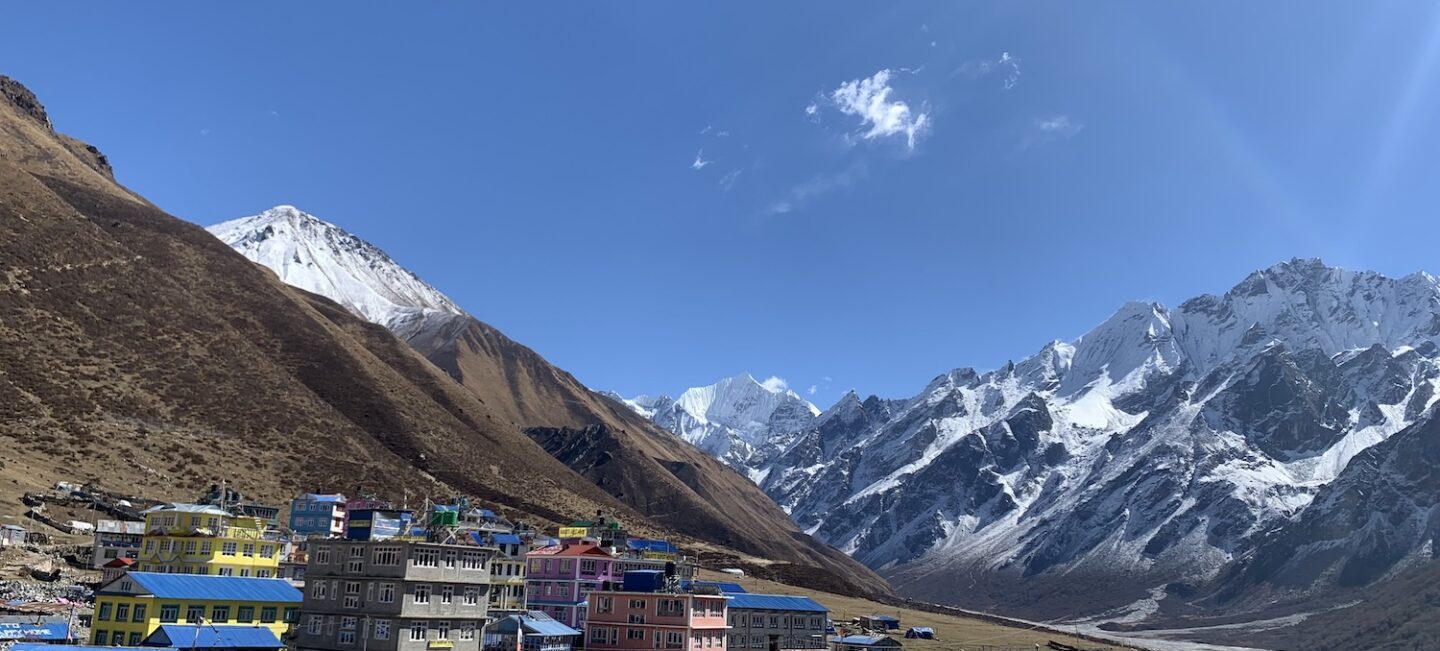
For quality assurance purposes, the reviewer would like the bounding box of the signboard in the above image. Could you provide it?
[0,621,71,640]
[427,640,455,649]
[557,527,589,539]
[371,514,404,539]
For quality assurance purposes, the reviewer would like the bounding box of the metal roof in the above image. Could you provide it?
[866,614,900,621]
[834,636,899,646]
[119,573,302,603]
[10,646,173,651]
[626,539,677,553]
[680,580,747,594]
[141,503,231,517]
[147,625,283,648]
[295,493,346,503]
[727,594,827,612]
[516,614,580,638]
[493,533,523,545]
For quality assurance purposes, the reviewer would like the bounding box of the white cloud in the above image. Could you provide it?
[715,130,730,137]
[760,376,789,392]
[954,51,1021,90]
[1021,114,1084,149]
[764,160,869,215]
[827,69,930,150]
[805,103,819,116]
[691,149,711,170]
[718,169,741,191]
[699,125,712,135]
[807,385,818,396]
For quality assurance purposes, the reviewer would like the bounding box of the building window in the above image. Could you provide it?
[344,582,362,608]
[410,621,427,641]
[414,584,431,604]
[436,621,451,640]
[459,623,475,641]
[659,599,684,617]
[412,547,439,567]
[200,541,212,554]
[339,631,356,646]
[441,585,454,604]
[374,619,391,641]
[261,545,275,559]
[559,560,572,573]
[666,632,684,649]
[628,629,645,640]
[461,550,485,570]
[185,540,197,553]
[596,596,613,614]
[341,616,357,630]
[218,567,234,576]
[97,602,112,621]
[372,546,400,566]
[463,587,479,606]
[316,546,331,564]
[257,569,272,578]
[768,615,779,628]
[221,542,238,556]
[211,605,231,621]
[750,636,762,648]
[313,582,329,599]
[630,599,647,610]
[237,606,254,622]
[187,605,206,622]
[260,607,277,623]
[243,543,255,557]
[580,559,597,575]
[307,615,323,635]
[590,627,609,646]
[133,604,147,622]
[111,631,124,646]
[128,632,142,646]
[378,583,396,603]
[751,615,763,627]
[444,551,457,569]
[94,630,107,644]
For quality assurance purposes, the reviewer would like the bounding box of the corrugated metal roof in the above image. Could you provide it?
[727,594,827,612]
[147,625,283,648]
[296,493,346,503]
[493,533,523,545]
[626,539,677,553]
[10,645,173,651]
[121,573,302,603]
[142,503,231,516]
[834,636,895,645]
[680,580,747,594]
[517,615,580,638]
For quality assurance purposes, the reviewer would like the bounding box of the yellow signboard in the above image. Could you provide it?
[557,526,590,538]
[427,641,454,649]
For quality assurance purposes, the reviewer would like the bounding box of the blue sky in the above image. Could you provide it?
[6,3,1440,405]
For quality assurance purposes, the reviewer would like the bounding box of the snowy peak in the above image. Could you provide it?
[614,373,820,473]
[207,206,465,332]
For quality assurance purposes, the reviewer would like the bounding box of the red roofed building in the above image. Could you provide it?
[525,542,673,631]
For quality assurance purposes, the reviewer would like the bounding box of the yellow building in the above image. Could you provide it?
[89,571,301,646]
[138,503,281,577]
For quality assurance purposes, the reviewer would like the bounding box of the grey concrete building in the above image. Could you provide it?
[295,539,497,651]
[725,594,829,651]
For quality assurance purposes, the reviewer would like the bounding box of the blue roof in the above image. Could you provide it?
[681,580,747,594]
[146,626,283,649]
[627,539,678,553]
[867,615,900,621]
[835,636,890,645]
[11,646,173,651]
[120,573,302,603]
[476,509,497,519]
[518,615,580,638]
[493,533,523,545]
[727,593,827,612]
[297,493,345,503]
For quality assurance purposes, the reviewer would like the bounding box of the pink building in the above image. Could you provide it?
[526,542,675,631]
[584,588,727,651]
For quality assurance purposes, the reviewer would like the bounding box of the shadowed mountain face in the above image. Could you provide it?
[1,75,881,596]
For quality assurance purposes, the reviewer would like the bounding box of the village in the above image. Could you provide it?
[0,482,1128,651]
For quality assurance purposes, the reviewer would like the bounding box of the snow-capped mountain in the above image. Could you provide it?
[611,374,820,478]
[691,259,1440,622]
[207,206,466,340]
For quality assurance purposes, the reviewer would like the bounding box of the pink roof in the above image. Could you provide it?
[528,542,612,557]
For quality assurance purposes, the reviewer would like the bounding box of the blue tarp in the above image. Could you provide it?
[727,593,827,612]
[145,626,283,649]
[626,539,678,553]
[118,573,302,603]
[0,622,71,640]
[493,533,523,545]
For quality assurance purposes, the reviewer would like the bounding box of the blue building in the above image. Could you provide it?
[287,493,346,537]
[343,507,414,541]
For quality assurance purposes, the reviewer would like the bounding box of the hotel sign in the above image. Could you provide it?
[557,526,589,538]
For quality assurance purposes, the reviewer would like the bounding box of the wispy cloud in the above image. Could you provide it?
[1021,114,1084,149]
[718,169,741,191]
[760,376,789,392]
[827,69,930,150]
[807,385,818,396]
[765,160,869,215]
[199,128,212,137]
[805,103,819,116]
[954,52,1021,90]
[691,149,712,170]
